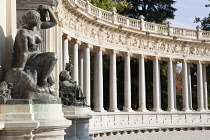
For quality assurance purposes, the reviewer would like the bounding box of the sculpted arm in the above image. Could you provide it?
[38,5,58,29]
[13,30,28,69]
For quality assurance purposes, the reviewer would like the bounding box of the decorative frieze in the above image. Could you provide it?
[53,0,210,61]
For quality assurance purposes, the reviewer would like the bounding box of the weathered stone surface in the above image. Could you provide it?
[2,4,59,102]
[0,100,72,140]
[63,106,92,140]
[0,81,12,100]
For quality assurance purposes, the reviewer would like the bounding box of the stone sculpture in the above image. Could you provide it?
[59,63,86,106]
[0,5,59,102]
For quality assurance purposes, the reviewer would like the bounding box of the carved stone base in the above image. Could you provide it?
[0,99,72,140]
[0,100,39,140]
[33,104,72,139]
[63,107,93,140]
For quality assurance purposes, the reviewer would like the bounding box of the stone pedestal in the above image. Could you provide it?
[63,107,93,140]
[0,100,39,140]
[0,99,72,140]
[33,103,72,140]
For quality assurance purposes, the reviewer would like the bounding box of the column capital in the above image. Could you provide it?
[180,59,190,63]
[151,56,161,60]
[121,52,133,57]
[81,43,93,49]
[93,46,105,52]
[197,60,204,64]
[62,34,72,40]
[166,58,175,62]
[106,49,119,54]
[135,54,146,58]
[70,38,82,45]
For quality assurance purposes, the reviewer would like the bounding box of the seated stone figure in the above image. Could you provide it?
[59,63,85,106]
[3,5,59,101]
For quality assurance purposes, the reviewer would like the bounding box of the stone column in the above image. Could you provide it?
[83,44,91,106]
[203,64,208,110]
[123,53,133,112]
[187,64,193,110]
[79,49,84,90]
[109,50,119,112]
[94,48,105,112]
[71,39,81,83]
[138,55,148,112]
[167,58,176,111]
[152,57,162,112]
[0,0,16,81]
[173,62,177,109]
[197,61,205,111]
[62,34,70,70]
[182,60,190,111]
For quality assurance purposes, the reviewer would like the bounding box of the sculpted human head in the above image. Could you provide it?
[22,10,41,26]
[65,63,73,71]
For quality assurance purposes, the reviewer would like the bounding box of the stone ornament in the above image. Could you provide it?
[1,5,60,103]
[54,0,210,61]
[0,82,12,101]
[59,63,86,106]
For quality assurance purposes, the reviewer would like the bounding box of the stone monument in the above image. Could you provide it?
[0,4,71,139]
[59,63,92,140]
[3,5,59,102]
[59,62,86,106]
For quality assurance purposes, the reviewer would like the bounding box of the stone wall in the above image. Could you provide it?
[0,0,16,82]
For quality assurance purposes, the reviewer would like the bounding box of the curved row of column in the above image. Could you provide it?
[62,35,209,112]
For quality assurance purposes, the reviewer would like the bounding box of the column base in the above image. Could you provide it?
[152,108,163,112]
[137,108,148,112]
[167,108,177,112]
[197,108,206,112]
[182,107,192,112]
[108,108,120,112]
[123,107,134,112]
[93,108,106,112]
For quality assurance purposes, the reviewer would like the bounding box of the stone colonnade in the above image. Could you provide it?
[62,34,209,112]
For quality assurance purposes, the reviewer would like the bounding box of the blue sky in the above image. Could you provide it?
[169,0,210,29]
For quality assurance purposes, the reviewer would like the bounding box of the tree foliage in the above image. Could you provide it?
[194,1,210,31]
[121,0,177,23]
[89,0,131,13]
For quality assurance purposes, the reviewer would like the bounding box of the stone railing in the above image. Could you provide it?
[89,112,210,137]
[69,0,210,40]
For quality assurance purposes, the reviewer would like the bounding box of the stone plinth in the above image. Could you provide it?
[0,99,72,140]
[0,100,39,140]
[63,106,93,140]
[33,103,72,140]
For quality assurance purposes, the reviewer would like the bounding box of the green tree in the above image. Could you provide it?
[89,0,131,13]
[194,2,210,30]
[121,0,177,23]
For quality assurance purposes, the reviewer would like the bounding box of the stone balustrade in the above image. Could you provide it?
[68,0,209,40]
[89,112,210,138]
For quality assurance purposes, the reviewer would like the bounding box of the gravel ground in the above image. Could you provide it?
[93,130,210,140]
